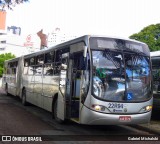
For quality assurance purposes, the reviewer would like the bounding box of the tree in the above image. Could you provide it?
[129,24,160,52]
[0,0,29,10]
[0,53,15,77]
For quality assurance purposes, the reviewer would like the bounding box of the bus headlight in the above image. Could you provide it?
[91,104,106,112]
[145,105,152,111]
[140,105,152,113]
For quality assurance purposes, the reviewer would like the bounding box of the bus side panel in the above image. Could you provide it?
[23,66,35,105]
[9,74,16,96]
[7,62,17,96]
[34,66,43,108]
[16,57,24,97]
[42,75,59,112]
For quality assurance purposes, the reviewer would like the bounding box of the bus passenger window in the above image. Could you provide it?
[54,51,61,75]
[36,54,44,65]
[54,62,61,75]
[45,52,54,63]
[44,64,53,75]
[34,65,43,75]
[24,59,29,75]
[12,68,16,74]
[30,57,35,65]
[61,58,67,70]
[7,68,11,74]
[24,59,29,67]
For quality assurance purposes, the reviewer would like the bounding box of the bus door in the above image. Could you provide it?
[69,52,86,122]
[66,43,87,123]
[57,52,69,121]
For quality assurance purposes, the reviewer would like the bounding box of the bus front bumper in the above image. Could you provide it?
[80,106,152,125]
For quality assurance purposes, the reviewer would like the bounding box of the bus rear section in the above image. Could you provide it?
[2,57,23,97]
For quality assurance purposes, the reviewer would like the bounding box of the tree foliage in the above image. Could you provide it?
[129,24,160,52]
[0,53,15,77]
[0,0,29,10]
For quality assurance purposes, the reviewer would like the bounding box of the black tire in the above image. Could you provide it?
[52,99,64,124]
[22,89,27,106]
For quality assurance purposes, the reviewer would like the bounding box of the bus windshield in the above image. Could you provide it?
[92,50,151,102]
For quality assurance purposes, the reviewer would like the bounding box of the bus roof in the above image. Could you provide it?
[5,35,148,61]
[4,57,20,63]
[23,35,147,57]
[86,34,147,45]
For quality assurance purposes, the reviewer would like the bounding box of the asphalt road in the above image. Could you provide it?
[0,87,159,144]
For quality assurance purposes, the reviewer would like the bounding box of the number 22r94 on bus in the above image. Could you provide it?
[2,35,153,125]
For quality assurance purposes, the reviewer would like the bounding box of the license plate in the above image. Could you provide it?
[119,116,131,122]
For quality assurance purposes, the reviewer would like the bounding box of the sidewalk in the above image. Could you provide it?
[133,111,160,135]
[134,123,160,135]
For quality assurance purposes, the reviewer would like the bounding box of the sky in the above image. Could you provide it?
[5,0,160,38]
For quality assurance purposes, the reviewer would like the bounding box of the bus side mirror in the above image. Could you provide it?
[83,46,87,58]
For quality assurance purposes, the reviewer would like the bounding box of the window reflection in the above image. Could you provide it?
[92,50,125,101]
[92,50,151,102]
[44,64,53,75]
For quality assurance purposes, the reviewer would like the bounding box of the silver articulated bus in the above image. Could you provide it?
[150,51,160,109]
[2,35,153,125]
